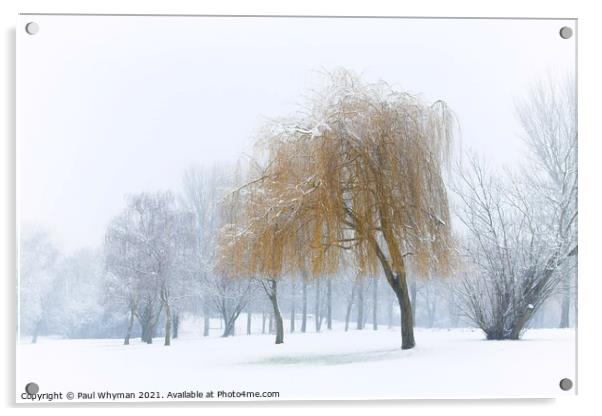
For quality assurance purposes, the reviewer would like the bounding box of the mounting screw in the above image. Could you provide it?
[559,26,573,39]
[25,382,39,395]
[559,378,573,391]
[25,22,39,35]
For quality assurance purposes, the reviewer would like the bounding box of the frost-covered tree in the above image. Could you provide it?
[105,192,196,345]
[455,75,576,340]
[50,249,105,338]
[516,75,578,328]
[455,156,576,339]
[19,228,59,343]
[218,70,455,349]
[181,165,258,337]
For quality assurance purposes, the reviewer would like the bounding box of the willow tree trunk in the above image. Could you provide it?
[393,273,416,349]
[267,280,284,344]
[373,239,416,349]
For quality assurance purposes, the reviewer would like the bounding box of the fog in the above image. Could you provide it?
[18,16,575,251]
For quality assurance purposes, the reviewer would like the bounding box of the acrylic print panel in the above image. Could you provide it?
[16,14,577,402]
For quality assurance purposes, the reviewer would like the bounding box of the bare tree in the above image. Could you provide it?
[105,192,195,345]
[516,75,578,328]
[455,154,576,339]
[19,228,59,343]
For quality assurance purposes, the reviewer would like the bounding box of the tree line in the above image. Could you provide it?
[19,70,576,349]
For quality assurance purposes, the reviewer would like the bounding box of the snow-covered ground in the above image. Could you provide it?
[16,321,576,402]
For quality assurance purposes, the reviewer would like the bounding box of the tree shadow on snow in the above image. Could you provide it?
[247,348,405,366]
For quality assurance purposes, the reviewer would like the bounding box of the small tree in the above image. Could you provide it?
[219,70,455,349]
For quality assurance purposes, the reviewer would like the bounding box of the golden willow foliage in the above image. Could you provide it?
[219,70,455,282]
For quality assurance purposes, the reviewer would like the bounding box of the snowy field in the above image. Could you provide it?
[16,319,576,402]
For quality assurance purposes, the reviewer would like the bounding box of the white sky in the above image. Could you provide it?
[17,16,576,252]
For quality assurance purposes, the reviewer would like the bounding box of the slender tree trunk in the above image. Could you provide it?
[262,311,266,334]
[327,279,332,330]
[124,306,135,345]
[301,279,307,333]
[247,310,252,335]
[172,312,179,339]
[290,280,296,333]
[357,278,365,330]
[164,301,172,346]
[315,279,321,332]
[344,300,353,331]
[202,302,210,337]
[345,279,357,331]
[203,314,210,336]
[372,277,378,330]
[427,302,436,328]
[268,312,273,334]
[31,320,41,344]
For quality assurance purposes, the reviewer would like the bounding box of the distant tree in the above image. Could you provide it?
[218,70,455,349]
[105,192,196,345]
[19,228,59,343]
[51,249,104,338]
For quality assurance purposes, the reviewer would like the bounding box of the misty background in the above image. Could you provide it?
[18,16,575,252]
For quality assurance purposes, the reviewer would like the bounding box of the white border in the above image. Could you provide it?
[2,1,601,415]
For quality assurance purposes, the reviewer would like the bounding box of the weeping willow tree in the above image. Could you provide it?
[219,70,455,349]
